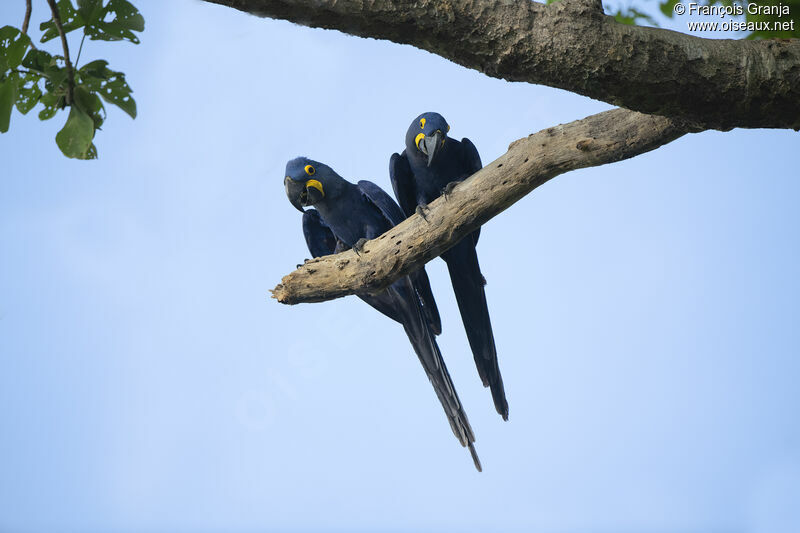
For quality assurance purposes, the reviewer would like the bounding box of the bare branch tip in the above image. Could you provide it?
[271,283,291,304]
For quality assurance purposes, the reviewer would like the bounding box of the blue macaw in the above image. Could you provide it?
[390,112,509,420]
[284,156,482,471]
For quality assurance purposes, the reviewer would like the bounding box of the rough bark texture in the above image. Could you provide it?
[204,0,800,130]
[272,109,689,304]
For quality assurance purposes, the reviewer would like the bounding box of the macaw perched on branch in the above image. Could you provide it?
[390,112,509,421]
[284,156,482,471]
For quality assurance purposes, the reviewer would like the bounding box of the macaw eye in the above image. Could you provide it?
[420,118,426,129]
[304,165,315,176]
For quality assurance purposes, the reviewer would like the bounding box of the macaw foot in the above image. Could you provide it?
[442,181,459,200]
[352,238,369,256]
[296,258,312,268]
[415,203,430,222]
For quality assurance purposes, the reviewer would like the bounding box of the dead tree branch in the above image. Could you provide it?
[272,109,692,304]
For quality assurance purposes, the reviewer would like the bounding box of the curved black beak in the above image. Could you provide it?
[421,130,444,167]
[284,176,306,212]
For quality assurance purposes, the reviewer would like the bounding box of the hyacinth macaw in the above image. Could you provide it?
[390,112,509,420]
[284,156,482,471]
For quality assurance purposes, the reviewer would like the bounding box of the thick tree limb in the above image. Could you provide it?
[272,109,692,304]
[204,0,800,130]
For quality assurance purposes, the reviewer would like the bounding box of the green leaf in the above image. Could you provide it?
[73,84,106,129]
[630,8,658,26]
[22,48,69,100]
[613,10,636,25]
[15,72,43,115]
[611,7,659,27]
[0,26,32,71]
[56,105,95,158]
[85,0,145,44]
[40,1,85,43]
[21,48,68,120]
[660,0,679,18]
[79,59,107,72]
[77,0,105,25]
[38,107,59,119]
[38,89,62,120]
[21,48,55,73]
[0,73,20,133]
[79,59,136,118]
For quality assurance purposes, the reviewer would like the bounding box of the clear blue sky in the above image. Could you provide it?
[1,1,799,531]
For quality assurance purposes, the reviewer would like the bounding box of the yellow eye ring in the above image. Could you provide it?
[420,118,426,129]
[447,124,450,132]
[304,164,315,176]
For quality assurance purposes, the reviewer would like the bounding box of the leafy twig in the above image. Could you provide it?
[21,0,37,49]
[45,0,75,105]
[21,0,32,34]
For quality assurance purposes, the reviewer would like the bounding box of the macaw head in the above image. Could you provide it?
[405,112,450,167]
[284,157,343,212]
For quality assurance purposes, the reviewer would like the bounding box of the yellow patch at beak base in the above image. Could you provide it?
[306,179,324,197]
[415,133,425,150]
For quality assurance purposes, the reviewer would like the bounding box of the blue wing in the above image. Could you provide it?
[460,138,483,247]
[302,209,337,257]
[389,151,418,218]
[435,137,507,419]
[357,179,442,336]
[460,137,482,175]
[357,179,407,226]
